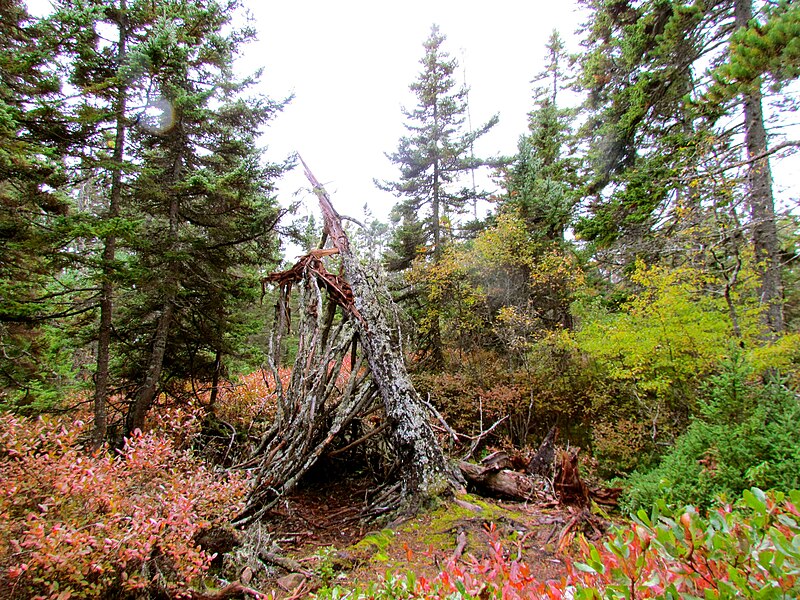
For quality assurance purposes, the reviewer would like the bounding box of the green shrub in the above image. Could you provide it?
[624,352,800,511]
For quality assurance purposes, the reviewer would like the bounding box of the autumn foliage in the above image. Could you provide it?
[318,489,800,599]
[0,414,247,599]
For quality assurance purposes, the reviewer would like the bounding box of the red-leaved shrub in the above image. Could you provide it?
[0,414,247,599]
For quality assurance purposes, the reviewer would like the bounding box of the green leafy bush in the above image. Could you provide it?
[573,260,792,476]
[571,488,800,599]
[624,352,800,510]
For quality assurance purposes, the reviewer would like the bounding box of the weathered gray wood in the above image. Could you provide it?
[301,157,464,506]
[235,160,464,525]
[527,425,558,477]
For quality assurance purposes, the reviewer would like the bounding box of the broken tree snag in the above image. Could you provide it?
[301,157,464,507]
[263,251,363,326]
[527,425,558,478]
[235,160,462,525]
[554,448,589,507]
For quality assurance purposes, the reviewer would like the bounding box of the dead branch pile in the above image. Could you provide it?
[450,424,620,509]
[234,160,461,525]
[234,271,386,525]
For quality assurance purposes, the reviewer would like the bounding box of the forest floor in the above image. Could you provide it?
[231,476,586,598]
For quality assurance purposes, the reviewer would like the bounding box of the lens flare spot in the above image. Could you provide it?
[139,97,175,134]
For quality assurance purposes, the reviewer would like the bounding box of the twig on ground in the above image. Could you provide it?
[451,530,468,562]
[258,551,312,577]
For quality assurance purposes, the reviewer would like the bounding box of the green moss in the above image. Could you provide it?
[346,493,533,572]
[409,493,503,549]
[352,529,395,562]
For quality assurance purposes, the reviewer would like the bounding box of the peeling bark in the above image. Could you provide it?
[235,160,463,524]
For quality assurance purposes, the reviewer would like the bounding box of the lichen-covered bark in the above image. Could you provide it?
[234,278,378,525]
[344,253,461,500]
[237,161,463,525]
[302,158,463,505]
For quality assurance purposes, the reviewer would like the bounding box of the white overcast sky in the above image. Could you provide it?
[246,0,798,228]
[241,0,588,222]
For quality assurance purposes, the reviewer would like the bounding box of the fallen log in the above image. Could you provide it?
[259,551,311,577]
[458,460,552,502]
[179,582,268,600]
[589,485,623,506]
[460,446,621,509]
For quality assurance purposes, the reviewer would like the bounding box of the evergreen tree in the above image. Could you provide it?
[111,0,287,436]
[56,0,136,448]
[495,30,581,333]
[575,0,793,332]
[379,24,498,265]
[704,0,800,332]
[44,0,288,440]
[574,0,704,250]
[505,30,577,243]
[0,1,80,408]
[378,24,497,364]
[50,0,165,443]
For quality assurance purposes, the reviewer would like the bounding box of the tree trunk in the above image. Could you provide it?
[125,301,174,435]
[125,137,183,437]
[303,158,463,507]
[527,425,558,477]
[92,0,128,451]
[735,0,783,333]
[208,346,223,410]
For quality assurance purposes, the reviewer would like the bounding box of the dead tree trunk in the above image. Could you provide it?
[302,159,463,508]
[527,425,558,478]
[234,160,462,525]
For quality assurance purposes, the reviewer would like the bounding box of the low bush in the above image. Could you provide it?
[0,414,247,599]
[569,488,800,599]
[624,352,800,511]
[315,488,800,599]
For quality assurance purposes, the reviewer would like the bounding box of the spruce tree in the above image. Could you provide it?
[378,24,497,364]
[379,24,498,265]
[0,0,79,408]
[505,30,577,243]
[110,0,287,436]
[45,0,288,440]
[498,30,580,332]
[575,0,792,332]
